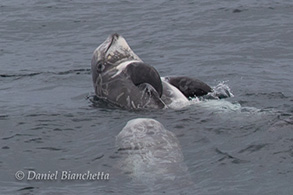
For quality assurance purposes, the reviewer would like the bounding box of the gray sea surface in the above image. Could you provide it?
[1,0,293,194]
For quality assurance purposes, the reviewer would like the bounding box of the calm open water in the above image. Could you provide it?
[1,0,293,194]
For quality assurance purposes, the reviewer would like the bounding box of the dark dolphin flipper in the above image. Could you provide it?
[165,76,212,98]
[126,62,163,97]
[94,62,165,110]
[94,74,165,110]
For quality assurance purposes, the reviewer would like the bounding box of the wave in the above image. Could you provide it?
[0,69,91,79]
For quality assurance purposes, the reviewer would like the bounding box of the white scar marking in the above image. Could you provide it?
[126,96,131,107]
[111,60,141,78]
[116,92,124,101]
[131,101,136,109]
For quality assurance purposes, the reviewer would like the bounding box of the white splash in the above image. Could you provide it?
[205,81,234,99]
[166,81,262,114]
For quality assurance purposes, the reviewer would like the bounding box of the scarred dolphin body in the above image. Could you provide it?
[91,33,214,110]
[115,118,191,187]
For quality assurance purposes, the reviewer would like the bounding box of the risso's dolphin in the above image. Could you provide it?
[115,118,191,187]
[91,33,216,110]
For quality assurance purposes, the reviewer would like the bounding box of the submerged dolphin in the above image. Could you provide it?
[115,118,190,187]
[91,33,214,110]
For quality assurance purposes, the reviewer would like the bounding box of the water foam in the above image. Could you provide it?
[205,81,234,100]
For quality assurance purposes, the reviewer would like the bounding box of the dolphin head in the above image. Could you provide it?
[91,34,164,105]
[91,33,142,73]
[91,33,143,88]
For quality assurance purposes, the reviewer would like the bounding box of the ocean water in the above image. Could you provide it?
[1,0,293,194]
